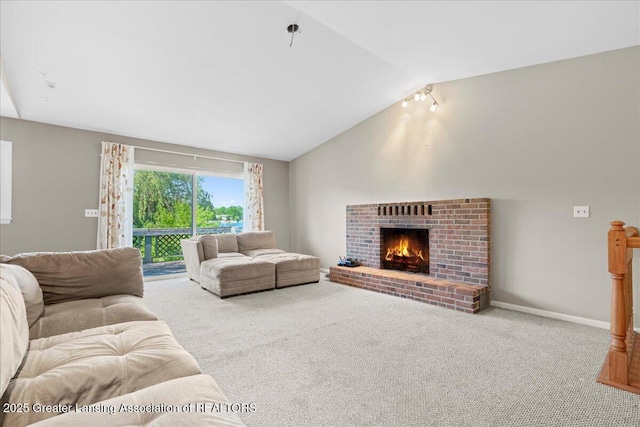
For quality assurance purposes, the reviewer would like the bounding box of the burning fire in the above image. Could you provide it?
[385,238,424,261]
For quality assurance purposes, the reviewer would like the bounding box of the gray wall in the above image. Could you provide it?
[0,118,290,254]
[289,47,640,323]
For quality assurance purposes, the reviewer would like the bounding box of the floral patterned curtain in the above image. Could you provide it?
[243,162,264,231]
[97,142,134,249]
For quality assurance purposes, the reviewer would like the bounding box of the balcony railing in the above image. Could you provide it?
[133,226,243,264]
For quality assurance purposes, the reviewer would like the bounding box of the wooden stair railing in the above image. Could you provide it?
[597,220,640,394]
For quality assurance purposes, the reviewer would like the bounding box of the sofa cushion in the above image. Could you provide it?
[1,264,44,327]
[195,234,218,259]
[29,294,158,340]
[201,257,273,284]
[200,257,275,297]
[30,375,246,426]
[242,248,286,258]
[214,233,239,253]
[218,252,248,259]
[0,320,202,426]
[236,231,276,254]
[0,274,29,397]
[258,253,319,272]
[0,248,144,304]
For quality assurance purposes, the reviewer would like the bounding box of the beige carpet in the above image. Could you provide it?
[143,275,640,427]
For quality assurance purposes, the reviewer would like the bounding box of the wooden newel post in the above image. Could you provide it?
[608,220,628,384]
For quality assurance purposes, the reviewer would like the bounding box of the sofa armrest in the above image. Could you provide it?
[181,239,204,282]
[0,248,144,305]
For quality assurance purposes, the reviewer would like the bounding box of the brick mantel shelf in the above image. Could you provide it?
[329,198,491,313]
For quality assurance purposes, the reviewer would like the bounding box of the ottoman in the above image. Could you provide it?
[256,253,320,288]
[199,257,275,298]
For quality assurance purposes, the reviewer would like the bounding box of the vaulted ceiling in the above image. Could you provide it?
[1,1,638,160]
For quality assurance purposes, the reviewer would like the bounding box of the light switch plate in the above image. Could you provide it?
[573,206,590,218]
[85,209,99,218]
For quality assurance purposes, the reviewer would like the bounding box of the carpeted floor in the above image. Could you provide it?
[143,275,640,427]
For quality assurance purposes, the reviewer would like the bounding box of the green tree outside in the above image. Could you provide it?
[134,170,243,228]
[133,170,243,263]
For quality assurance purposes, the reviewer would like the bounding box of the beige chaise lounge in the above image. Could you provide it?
[181,231,320,298]
[0,248,245,427]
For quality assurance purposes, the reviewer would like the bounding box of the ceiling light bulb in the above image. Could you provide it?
[414,93,420,101]
[420,93,427,101]
[402,99,408,108]
[430,102,438,112]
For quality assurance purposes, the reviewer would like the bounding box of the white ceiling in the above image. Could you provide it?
[0,57,19,119]
[1,1,638,161]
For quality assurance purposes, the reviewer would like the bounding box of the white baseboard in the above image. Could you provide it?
[490,300,612,330]
[320,267,330,274]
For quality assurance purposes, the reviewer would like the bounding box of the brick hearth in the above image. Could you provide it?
[329,198,491,313]
[330,266,490,313]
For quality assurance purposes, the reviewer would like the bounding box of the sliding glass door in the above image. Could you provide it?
[133,166,243,277]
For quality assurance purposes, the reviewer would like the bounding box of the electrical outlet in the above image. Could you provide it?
[84,209,99,218]
[573,206,590,218]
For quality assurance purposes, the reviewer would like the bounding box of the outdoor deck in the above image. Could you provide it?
[142,261,186,277]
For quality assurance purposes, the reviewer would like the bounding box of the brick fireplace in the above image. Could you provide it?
[330,198,491,313]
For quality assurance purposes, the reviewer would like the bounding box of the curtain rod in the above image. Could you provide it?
[131,145,246,165]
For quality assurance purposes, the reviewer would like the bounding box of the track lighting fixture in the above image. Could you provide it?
[401,84,440,111]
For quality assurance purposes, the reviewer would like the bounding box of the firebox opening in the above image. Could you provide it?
[381,228,429,274]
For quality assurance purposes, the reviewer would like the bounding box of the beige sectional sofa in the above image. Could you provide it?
[181,231,320,298]
[0,248,245,427]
